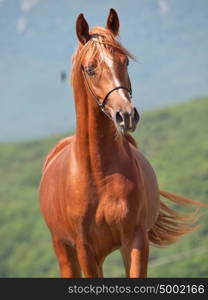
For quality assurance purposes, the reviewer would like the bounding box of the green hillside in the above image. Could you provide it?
[0,97,208,277]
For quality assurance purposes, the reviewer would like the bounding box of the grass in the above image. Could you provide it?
[0,97,208,277]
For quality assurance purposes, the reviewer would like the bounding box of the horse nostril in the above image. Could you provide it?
[115,111,123,125]
[134,108,140,124]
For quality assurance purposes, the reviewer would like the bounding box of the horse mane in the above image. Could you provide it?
[70,26,135,87]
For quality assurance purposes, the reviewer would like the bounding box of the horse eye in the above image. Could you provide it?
[85,65,96,76]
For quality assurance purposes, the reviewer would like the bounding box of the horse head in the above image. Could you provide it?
[73,9,140,133]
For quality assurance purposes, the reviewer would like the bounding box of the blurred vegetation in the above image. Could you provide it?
[0,97,208,277]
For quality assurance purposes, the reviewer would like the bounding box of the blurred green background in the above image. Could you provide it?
[0,97,207,277]
[1,0,208,277]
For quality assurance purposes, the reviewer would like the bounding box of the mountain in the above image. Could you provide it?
[0,97,208,277]
[1,0,208,141]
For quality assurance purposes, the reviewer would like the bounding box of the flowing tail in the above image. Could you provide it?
[148,190,207,246]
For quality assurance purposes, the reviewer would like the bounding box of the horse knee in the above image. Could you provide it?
[132,227,148,250]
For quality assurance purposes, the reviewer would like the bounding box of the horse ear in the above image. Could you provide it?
[76,13,90,44]
[106,8,119,36]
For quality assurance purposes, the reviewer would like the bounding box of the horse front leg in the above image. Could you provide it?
[52,234,81,278]
[75,239,101,278]
[121,227,149,278]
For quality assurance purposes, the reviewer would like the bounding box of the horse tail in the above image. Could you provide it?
[148,190,207,246]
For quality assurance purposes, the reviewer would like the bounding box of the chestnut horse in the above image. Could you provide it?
[39,9,204,277]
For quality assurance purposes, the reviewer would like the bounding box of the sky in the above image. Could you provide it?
[0,0,208,141]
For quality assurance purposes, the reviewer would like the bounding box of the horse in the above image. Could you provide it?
[39,8,205,278]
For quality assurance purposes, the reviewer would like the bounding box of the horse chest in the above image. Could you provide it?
[95,175,140,226]
[67,170,140,224]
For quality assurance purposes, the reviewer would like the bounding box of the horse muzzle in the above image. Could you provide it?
[115,107,140,133]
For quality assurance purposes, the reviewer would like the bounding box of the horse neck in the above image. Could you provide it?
[73,74,123,175]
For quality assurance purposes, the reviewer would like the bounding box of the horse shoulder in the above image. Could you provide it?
[130,145,160,229]
[42,136,74,174]
[124,133,138,148]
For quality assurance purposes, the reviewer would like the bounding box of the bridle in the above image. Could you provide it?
[81,65,132,119]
